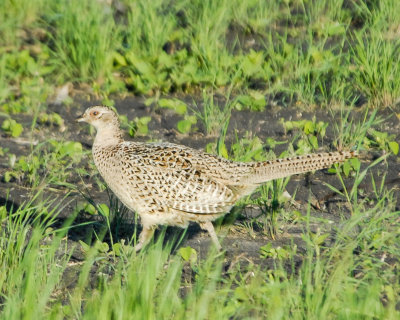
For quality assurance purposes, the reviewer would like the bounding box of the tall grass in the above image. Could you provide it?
[2,186,398,318]
[231,0,284,35]
[0,0,45,48]
[46,0,118,83]
[351,30,400,108]
[122,0,179,58]
[194,90,234,137]
[0,193,71,319]
[1,0,400,106]
[0,56,9,104]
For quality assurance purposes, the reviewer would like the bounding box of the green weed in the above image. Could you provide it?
[4,140,85,186]
[1,118,23,137]
[281,116,329,153]
[129,116,152,137]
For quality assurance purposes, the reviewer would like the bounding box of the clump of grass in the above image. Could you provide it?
[0,0,45,48]
[122,0,179,59]
[231,0,283,35]
[182,0,234,85]
[194,90,233,137]
[351,31,400,108]
[0,192,71,318]
[46,0,118,83]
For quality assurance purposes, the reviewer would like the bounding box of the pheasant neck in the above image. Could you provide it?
[93,125,124,147]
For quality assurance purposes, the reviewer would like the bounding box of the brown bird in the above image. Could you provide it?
[78,106,357,250]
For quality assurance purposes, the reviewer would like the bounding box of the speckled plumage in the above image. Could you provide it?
[78,106,357,250]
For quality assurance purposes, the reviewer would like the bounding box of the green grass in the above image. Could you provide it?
[0,0,399,105]
[0,0,400,318]
[0,192,71,319]
[0,0,45,49]
[0,0,398,105]
[0,180,398,319]
[46,0,118,83]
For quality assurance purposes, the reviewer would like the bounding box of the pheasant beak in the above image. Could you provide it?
[76,113,87,123]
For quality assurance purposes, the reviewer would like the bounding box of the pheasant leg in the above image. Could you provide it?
[135,226,155,251]
[200,221,221,250]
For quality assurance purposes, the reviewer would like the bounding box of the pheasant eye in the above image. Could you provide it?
[92,111,99,116]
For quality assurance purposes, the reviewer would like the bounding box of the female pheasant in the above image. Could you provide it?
[78,106,356,250]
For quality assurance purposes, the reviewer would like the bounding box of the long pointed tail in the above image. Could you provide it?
[242,151,357,184]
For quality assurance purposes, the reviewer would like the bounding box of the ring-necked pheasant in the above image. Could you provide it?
[77,106,356,250]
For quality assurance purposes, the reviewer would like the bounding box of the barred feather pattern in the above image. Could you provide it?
[78,106,358,249]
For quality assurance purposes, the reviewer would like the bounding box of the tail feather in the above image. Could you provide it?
[242,151,357,184]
